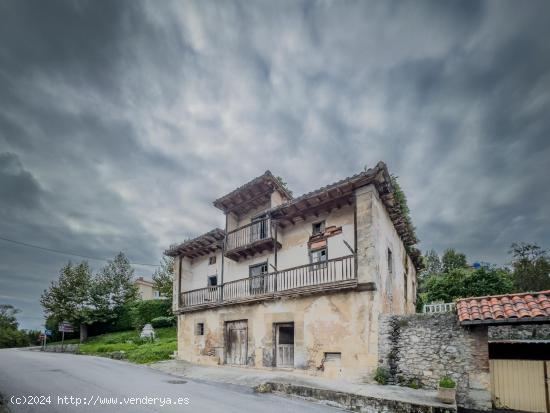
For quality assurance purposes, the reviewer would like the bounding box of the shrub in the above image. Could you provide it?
[151,316,176,328]
[374,367,389,385]
[130,299,172,329]
[405,378,422,389]
[439,376,456,389]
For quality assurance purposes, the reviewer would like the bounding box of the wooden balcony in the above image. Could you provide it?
[224,217,281,261]
[179,255,356,312]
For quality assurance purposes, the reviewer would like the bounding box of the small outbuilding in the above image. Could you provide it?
[457,290,550,413]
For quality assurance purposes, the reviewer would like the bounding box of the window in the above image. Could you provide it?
[387,248,393,276]
[249,263,268,294]
[208,275,218,287]
[403,256,409,302]
[249,262,268,277]
[312,221,325,235]
[209,256,216,265]
[195,322,204,336]
[311,247,327,269]
[153,290,160,298]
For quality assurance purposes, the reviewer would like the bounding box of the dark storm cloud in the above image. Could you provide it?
[0,0,549,329]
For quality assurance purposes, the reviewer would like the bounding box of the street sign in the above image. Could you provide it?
[58,321,74,333]
[44,329,52,336]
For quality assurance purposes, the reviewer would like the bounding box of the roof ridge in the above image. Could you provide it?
[457,290,550,302]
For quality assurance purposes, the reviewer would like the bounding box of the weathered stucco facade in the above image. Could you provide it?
[166,163,420,379]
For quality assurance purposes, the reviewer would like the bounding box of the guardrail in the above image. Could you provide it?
[180,255,355,310]
[225,217,273,252]
[422,302,456,314]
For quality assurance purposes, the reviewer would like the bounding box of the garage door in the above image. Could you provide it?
[490,359,549,412]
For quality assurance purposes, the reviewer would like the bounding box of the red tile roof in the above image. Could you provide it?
[457,290,550,324]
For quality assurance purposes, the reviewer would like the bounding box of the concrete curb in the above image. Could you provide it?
[255,382,458,413]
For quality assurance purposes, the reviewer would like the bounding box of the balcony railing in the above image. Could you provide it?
[423,302,456,314]
[180,255,356,311]
[225,217,274,253]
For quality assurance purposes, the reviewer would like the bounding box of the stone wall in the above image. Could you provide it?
[378,313,491,410]
[489,323,550,340]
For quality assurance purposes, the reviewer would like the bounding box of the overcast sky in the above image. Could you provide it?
[1,0,549,330]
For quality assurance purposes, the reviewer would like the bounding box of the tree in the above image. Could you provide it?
[510,242,550,292]
[441,249,468,273]
[420,249,442,279]
[152,256,174,304]
[424,268,470,303]
[463,267,514,298]
[423,267,514,304]
[0,304,19,329]
[40,261,93,341]
[0,304,30,348]
[92,252,139,327]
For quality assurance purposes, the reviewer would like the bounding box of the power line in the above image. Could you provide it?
[0,236,160,267]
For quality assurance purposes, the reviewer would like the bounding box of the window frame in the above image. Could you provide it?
[312,220,326,236]
[208,275,218,287]
[387,248,393,276]
[310,246,328,270]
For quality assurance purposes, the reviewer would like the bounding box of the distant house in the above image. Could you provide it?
[134,277,161,300]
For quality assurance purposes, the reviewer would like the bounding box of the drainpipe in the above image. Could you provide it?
[221,212,228,301]
[353,194,358,279]
[177,255,182,309]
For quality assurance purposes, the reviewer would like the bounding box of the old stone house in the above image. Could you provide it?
[165,162,421,379]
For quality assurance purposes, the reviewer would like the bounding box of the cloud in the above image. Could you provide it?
[0,0,549,329]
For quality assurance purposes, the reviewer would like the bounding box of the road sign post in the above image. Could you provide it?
[58,321,74,352]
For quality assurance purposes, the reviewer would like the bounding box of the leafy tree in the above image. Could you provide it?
[0,304,19,329]
[423,267,514,304]
[41,253,140,342]
[420,249,442,280]
[0,304,30,348]
[88,252,139,336]
[96,252,138,309]
[510,242,550,291]
[441,248,468,273]
[40,261,93,341]
[424,268,470,303]
[463,267,514,297]
[152,256,174,303]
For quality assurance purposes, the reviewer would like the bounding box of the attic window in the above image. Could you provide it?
[196,323,204,336]
[209,256,216,265]
[312,221,325,235]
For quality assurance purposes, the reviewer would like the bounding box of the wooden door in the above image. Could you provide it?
[225,320,248,365]
[276,323,294,367]
[490,359,549,412]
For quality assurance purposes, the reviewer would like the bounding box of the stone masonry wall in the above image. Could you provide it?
[489,323,550,340]
[378,313,491,410]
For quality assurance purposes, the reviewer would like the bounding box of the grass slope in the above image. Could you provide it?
[49,327,177,364]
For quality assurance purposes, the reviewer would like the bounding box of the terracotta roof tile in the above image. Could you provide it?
[457,290,550,324]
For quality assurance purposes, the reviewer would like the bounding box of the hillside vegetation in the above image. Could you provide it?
[49,327,177,364]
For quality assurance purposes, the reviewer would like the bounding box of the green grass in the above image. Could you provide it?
[50,327,177,364]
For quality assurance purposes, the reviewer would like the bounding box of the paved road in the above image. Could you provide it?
[0,349,340,413]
